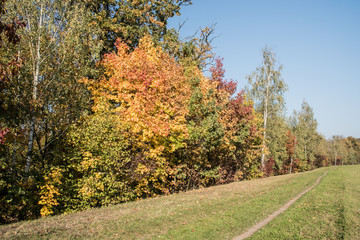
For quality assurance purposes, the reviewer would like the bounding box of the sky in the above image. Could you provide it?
[168,0,360,139]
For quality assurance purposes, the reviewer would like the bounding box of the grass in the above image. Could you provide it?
[250,165,360,240]
[0,166,358,239]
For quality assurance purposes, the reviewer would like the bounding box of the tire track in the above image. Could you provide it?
[233,171,328,240]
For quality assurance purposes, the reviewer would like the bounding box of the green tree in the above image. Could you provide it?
[330,135,347,165]
[291,100,319,167]
[246,47,288,169]
[2,0,102,173]
[0,0,102,222]
[313,134,330,167]
[344,137,360,164]
[85,0,192,53]
[266,114,288,173]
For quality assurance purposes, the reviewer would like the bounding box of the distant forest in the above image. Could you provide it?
[1,0,359,224]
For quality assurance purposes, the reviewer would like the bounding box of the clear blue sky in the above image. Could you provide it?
[168,0,360,139]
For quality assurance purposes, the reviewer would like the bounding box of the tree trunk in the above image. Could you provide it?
[261,74,270,170]
[25,116,36,173]
[25,3,43,173]
[11,137,17,174]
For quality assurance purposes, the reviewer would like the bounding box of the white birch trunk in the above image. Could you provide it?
[25,3,43,173]
[261,70,271,170]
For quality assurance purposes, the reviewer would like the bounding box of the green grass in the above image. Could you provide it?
[0,166,358,239]
[250,165,360,240]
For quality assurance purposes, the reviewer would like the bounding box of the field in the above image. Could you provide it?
[1,165,359,239]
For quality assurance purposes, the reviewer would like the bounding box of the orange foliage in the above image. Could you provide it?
[83,35,192,166]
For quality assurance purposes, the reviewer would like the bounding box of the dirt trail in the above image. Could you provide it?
[233,171,328,240]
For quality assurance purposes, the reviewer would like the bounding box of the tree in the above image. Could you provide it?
[266,114,288,173]
[1,0,102,173]
[330,135,347,165]
[0,0,103,222]
[0,0,24,46]
[81,36,192,197]
[343,137,360,164]
[209,57,263,182]
[314,135,330,167]
[85,0,192,54]
[0,0,25,123]
[285,130,296,174]
[162,24,217,71]
[246,47,288,169]
[291,100,319,167]
[222,92,263,180]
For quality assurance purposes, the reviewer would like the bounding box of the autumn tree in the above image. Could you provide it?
[72,36,192,201]
[328,136,360,166]
[246,47,288,170]
[209,57,263,182]
[0,0,103,222]
[0,0,28,224]
[182,72,224,189]
[221,92,263,180]
[0,0,214,221]
[178,57,231,189]
[285,130,296,174]
[343,137,360,164]
[0,0,103,173]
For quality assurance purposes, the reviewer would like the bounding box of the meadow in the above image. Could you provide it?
[1,165,359,239]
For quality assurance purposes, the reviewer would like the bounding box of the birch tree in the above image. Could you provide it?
[330,135,347,165]
[247,47,288,169]
[2,0,102,174]
[291,100,319,166]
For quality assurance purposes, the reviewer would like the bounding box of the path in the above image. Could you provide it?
[233,171,328,240]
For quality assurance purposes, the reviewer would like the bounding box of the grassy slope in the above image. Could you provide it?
[0,166,358,239]
[250,165,360,240]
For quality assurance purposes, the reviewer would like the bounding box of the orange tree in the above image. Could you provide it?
[56,39,264,213]
[67,36,192,207]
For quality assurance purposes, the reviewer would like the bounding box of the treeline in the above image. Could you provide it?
[0,0,359,224]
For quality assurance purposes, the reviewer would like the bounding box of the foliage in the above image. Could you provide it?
[66,42,264,209]
[63,113,134,210]
[78,36,192,200]
[291,100,319,166]
[246,47,288,169]
[38,168,62,216]
[86,0,192,53]
[0,164,334,239]
[265,115,288,173]
[283,130,297,174]
[0,0,106,222]
[264,157,276,177]
[220,91,263,181]
[1,0,357,225]
[329,136,360,166]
